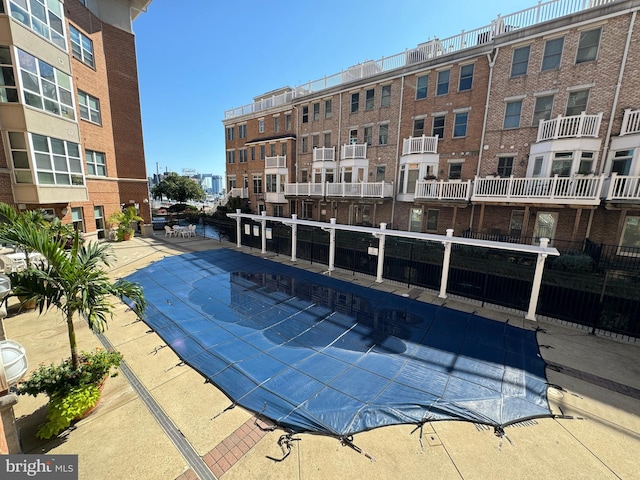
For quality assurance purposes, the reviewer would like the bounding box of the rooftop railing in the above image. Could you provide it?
[402,135,439,155]
[224,0,618,119]
[265,155,286,169]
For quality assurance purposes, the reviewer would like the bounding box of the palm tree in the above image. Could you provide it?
[1,219,146,369]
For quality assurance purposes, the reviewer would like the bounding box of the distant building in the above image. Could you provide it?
[0,0,153,239]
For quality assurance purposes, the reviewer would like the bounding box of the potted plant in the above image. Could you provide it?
[423,175,437,181]
[16,349,123,438]
[108,206,143,241]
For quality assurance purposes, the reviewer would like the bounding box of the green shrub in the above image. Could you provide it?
[36,385,101,439]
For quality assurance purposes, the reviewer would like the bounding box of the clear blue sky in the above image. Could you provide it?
[134,1,536,178]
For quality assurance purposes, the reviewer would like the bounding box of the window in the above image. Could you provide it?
[71,207,84,233]
[325,99,332,118]
[552,152,573,176]
[69,25,94,68]
[253,175,262,194]
[509,211,525,237]
[416,75,428,99]
[273,205,284,217]
[9,0,66,49]
[0,46,18,103]
[251,146,255,161]
[432,115,445,138]
[301,169,308,183]
[578,152,594,174]
[311,135,319,149]
[503,100,523,129]
[453,112,468,137]
[532,95,554,125]
[533,212,558,243]
[281,142,287,156]
[566,89,589,116]
[18,49,75,120]
[365,89,374,110]
[31,133,84,186]
[436,70,450,95]
[302,106,309,123]
[285,113,292,130]
[409,208,422,232]
[303,203,313,219]
[497,157,514,177]
[426,209,439,231]
[448,163,462,179]
[274,117,280,133]
[413,118,425,137]
[238,124,246,139]
[576,27,601,64]
[378,124,388,145]
[301,137,308,153]
[619,216,640,256]
[381,85,391,107]
[226,150,235,164]
[228,176,236,190]
[375,165,386,182]
[94,206,105,239]
[260,145,265,159]
[265,174,277,193]
[8,131,32,184]
[226,126,234,141]
[78,91,101,124]
[351,93,359,113]
[364,126,372,145]
[532,156,544,177]
[313,103,320,121]
[85,150,106,176]
[458,64,474,91]
[239,148,247,163]
[349,129,358,143]
[323,132,331,147]
[270,143,276,156]
[511,45,531,77]
[542,37,564,71]
[611,149,633,175]
[258,119,264,133]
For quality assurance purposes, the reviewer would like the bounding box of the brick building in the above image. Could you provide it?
[223,0,640,254]
[0,0,152,239]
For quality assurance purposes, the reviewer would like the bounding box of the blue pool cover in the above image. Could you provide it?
[124,249,551,438]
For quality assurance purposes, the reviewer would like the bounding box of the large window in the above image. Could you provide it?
[365,89,374,110]
[0,46,18,103]
[380,85,391,107]
[576,27,601,64]
[458,64,474,91]
[413,118,425,137]
[532,95,554,125]
[31,133,84,186]
[252,175,262,194]
[566,89,589,116]
[453,112,468,137]
[619,217,640,256]
[239,148,247,163]
[265,174,277,193]
[611,149,633,175]
[85,150,106,176]
[416,75,428,99]
[69,25,94,68]
[226,150,235,164]
[436,70,450,96]
[497,157,514,177]
[351,93,359,113]
[448,162,462,179]
[9,0,66,49]
[18,49,75,120]
[426,209,439,231]
[503,100,523,129]
[78,91,101,124]
[432,115,445,138]
[551,152,573,176]
[542,37,564,71]
[511,45,531,78]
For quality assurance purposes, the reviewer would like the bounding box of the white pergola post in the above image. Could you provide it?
[438,229,454,299]
[526,237,549,321]
[235,209,242,248]
[328,218,336,272]
[261,211,267,254]
[375,223,387,283]
[290,214,298,262]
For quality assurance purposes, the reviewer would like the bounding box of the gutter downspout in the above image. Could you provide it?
[391,76,405,228]
[599,10,636,175]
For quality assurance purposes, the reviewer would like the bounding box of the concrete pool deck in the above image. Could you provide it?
[2,233,639,479]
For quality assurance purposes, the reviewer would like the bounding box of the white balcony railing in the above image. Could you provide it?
[265,155,286,168]
[230,187,249,199]
[414,180,471,200]
[265,192,287,203]
[284,182,393,198]
[620,109,640,136]
[605,173,640,200]
[313,147,335,162]
[341,144,367,160]
[472,175,605,205]
[537,112,603,142]
[402,135,439,155]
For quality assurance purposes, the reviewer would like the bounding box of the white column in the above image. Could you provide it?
[235,209,242,248]
[290,214,298,262]
[526,237,549,321]
[328,218,336,272]
[375,223,387,283]
[261,211,267,254]
[438,229,454,299]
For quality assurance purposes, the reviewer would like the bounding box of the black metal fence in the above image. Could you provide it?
[193,215,640,339]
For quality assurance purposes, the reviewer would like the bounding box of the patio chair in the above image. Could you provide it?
[179,225,193,238]
[187,224,197,237]
[164,225,176,237]
[0,254,27,273]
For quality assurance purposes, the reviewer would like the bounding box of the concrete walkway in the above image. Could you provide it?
[2,233,639,479]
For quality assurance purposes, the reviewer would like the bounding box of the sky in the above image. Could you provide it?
[134,0,537,178]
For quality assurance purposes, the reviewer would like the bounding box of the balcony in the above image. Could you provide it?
[620,109,640,136]
[265,155,286,169]
[285,182,393,198]
[402,135,438,155]
[471,175,605,205]
[604,173,640,202]
[537,112,602,142]
[313,147,335,162]
[265,192,286,203]
[414,180,471,201]
[229,187,248,199]
[341,143,367,160]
